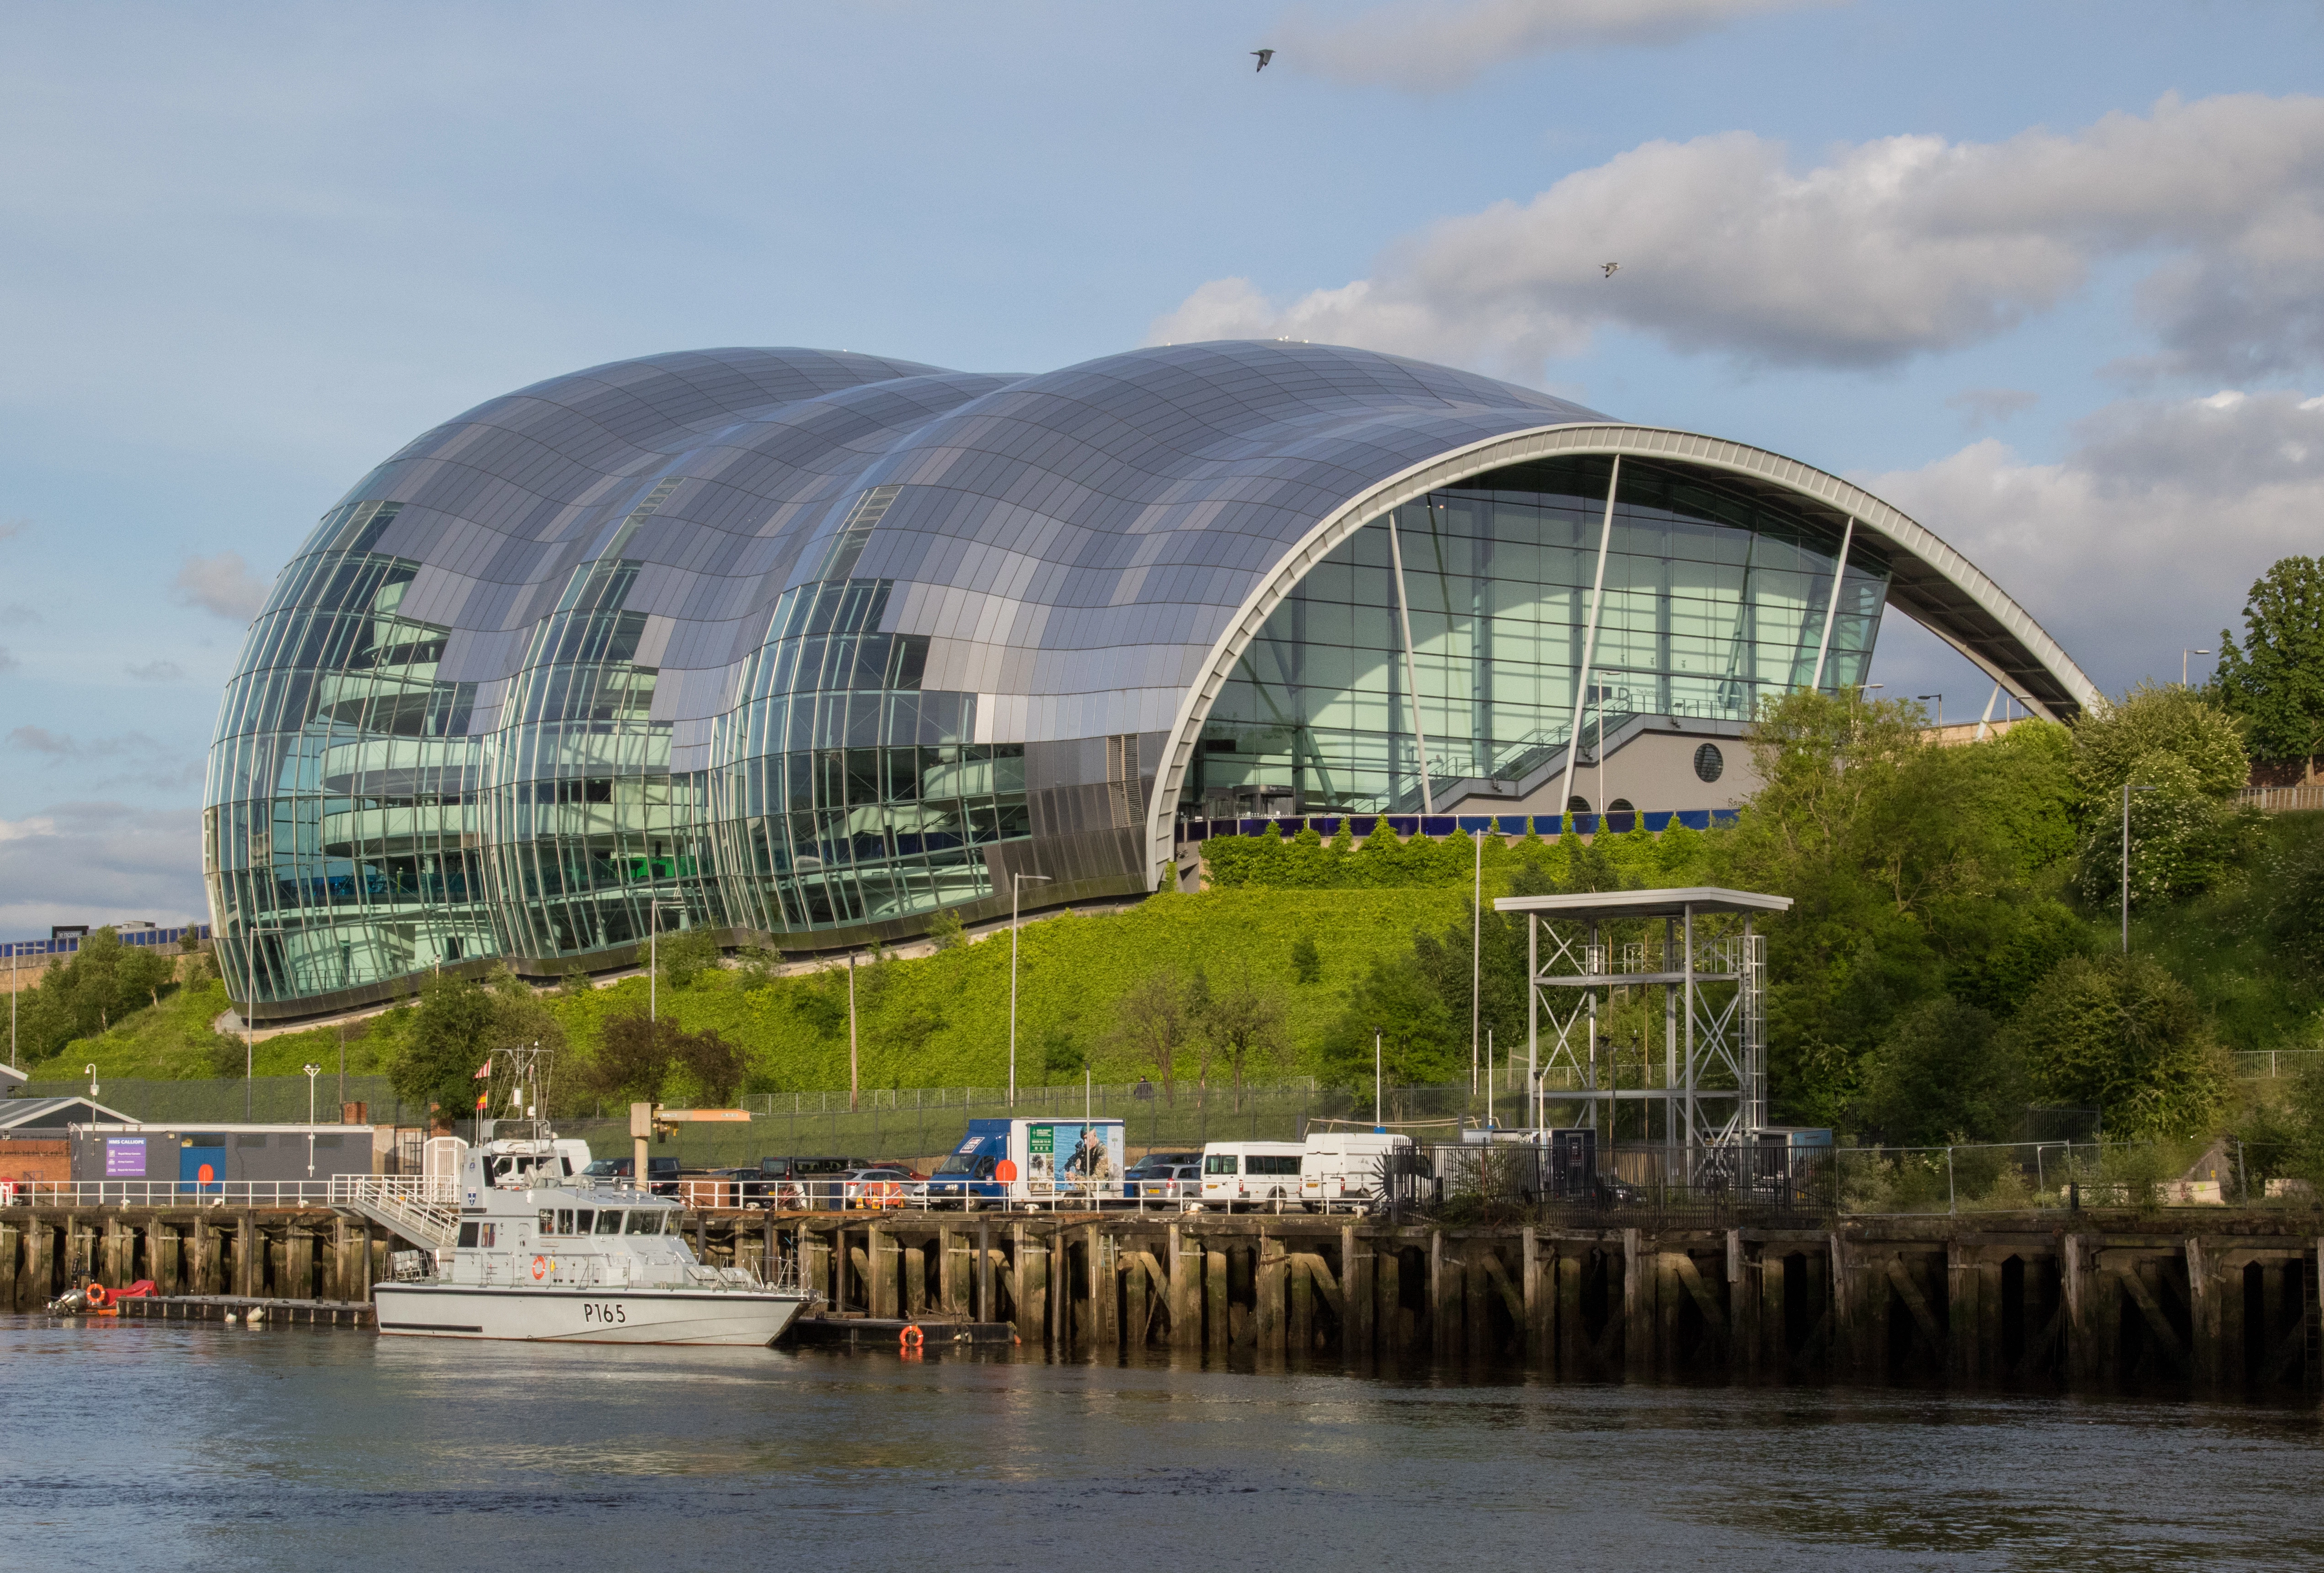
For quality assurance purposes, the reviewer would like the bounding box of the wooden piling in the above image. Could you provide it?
[1342,1225,1373,1363]
[1204,1246,1228,1353]
[1375,1244,1402,1358]
[1257,1234,1286,1355]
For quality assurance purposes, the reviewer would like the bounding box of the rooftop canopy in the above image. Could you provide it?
[1492,887,1793,920]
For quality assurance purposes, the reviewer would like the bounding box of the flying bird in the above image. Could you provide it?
[1252,48,1274,71]
[1602,262,1619,278]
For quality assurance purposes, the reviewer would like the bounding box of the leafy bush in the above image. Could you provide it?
[1851,995,2021,1146]
[2006,953,2231,1139]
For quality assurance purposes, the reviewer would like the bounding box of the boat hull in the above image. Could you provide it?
[374,1283,808,1346]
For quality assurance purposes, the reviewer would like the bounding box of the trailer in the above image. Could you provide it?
[924,1117,1125,1210]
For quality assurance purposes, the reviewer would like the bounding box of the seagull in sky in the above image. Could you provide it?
[1252,48,1275,71]
[1602,262,1620,278]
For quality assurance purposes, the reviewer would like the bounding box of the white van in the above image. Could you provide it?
[1300,1131,1413,1208]
[1199,1141,1306,1210]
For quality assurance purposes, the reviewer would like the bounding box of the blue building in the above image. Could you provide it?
[202,341,2094,1019]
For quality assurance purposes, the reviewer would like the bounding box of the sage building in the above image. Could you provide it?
[203,341,2094,1019]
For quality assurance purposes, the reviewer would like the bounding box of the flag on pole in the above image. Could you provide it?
[475,1092,487,1111]
[473,1059,491,1080]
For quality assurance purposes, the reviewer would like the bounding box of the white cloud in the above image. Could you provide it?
[1150,93,2324,378]
[1862,389,2324,696]
[0,802,204,936]
[1275,0,1843,91]
[171,551,270,622]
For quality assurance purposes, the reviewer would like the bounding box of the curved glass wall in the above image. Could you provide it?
[203,500,494,1007]
[477,549,723,960]
[1191,457,1887,814]
[709,570,1029,936]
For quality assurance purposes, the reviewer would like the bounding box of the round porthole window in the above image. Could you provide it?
[1693,742,1724,784]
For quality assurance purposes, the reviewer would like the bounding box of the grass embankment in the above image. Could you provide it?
[27,886,1470,1093]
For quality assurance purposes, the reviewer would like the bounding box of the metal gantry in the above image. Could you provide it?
[1495,886,1788,1182]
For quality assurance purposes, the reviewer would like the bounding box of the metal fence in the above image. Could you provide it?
[2233,1048,2324,1080]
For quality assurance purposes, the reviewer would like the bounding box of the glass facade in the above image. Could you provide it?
[1193,457,1886,814]
[203,341,2076,1019]
[203,500,494,1004]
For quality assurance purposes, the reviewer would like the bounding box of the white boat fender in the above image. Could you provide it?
[223,1312,237,1324]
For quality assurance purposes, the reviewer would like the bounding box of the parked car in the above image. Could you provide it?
[581,1155,681,1196]
[755,1156,869,1210]
[1124,1153,1202,1202]
[838,1166,923,1210]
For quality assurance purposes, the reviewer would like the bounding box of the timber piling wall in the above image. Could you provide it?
[7,1203,2320,1393]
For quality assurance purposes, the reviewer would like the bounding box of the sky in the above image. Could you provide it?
[3,0,2322,936]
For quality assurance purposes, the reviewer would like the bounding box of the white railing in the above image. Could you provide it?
[0,1178,343,1206]
[329,1174,460,1248]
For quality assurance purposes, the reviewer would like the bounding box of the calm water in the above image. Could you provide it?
[4,1313,2318,1570]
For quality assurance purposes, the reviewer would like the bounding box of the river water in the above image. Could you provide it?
[4,1314,2318,1570]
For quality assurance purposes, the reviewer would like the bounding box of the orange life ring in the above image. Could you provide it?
[531,1256,546,1281]
[85,1282,112,1309]
[899,1323,925,1349]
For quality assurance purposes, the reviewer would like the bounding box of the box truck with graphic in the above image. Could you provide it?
[924,1117,1126,1209]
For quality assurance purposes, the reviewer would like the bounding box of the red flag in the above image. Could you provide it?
[472,1059,491,1080]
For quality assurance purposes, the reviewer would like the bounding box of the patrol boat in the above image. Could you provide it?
[367,1135,810,1345]
[360,1048,808,1346]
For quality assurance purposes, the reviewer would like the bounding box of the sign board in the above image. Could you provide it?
[104,1137,146,1177]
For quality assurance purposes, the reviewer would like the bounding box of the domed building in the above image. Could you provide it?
[203,341,2094,1019]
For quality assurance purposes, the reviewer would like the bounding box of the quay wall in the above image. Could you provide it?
[7,1204,2320,1394]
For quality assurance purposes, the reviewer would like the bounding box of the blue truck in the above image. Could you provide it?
[924,1117,1126,1210]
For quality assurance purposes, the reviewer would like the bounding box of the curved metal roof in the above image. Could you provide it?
[318,340,2092,770]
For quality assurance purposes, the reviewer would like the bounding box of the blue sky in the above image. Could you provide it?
[4,0,2323,932]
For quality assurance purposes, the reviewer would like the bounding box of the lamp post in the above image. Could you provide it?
[2122,781,2158,953]
[85,1062,97,1103]
[1916,693,1943,727]
[1470,827,1483,1096]
[303,1064,322,1177]
[1008,872,1052,1106]
[646,898,681,1025]
[2182,648,2211,686]
[1373,1025,1383,1130]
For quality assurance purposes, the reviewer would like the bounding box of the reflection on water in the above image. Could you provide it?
[2,1315,2318,1571]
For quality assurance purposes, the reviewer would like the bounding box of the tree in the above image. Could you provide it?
[589,1013,685,1106]
[2069,684,2253,908]
[389,971,499,1120]
[1107,966,1196,1104]
[1289,933,1321,985]
[2004,953,2231,1140]
[1851,996,2022,1146]
[15,927,182,1060]
[675,1028,747,1104]
[1319,954,1462,1096]
[2215,555,2324,773]
[925,909,967,951]
[387,966,567,1120]
[656,927,720,991]
[1198,961,1291,1109]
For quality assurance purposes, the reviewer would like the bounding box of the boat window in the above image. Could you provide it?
[625,1210,660,1235]
[1204,1154,1238,1175]
[458,1222,479,1248]
[573,1210,593,1234]
[479,1224,497,1248]
[595,1210,624,1236]
[539,1210,556,1235]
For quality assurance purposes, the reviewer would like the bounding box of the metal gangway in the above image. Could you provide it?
[328,1174,459,1250]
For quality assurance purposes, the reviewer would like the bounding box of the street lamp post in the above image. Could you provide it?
[2122,781,2158,953]
[303,1063,322,1177]
[85,1062,97,1103]
[1373,1025,1383,1130]
[2183,648,2211,686]
[647,898,681,1025]
[1916,693,1944,727]
[1008,872,1052,1106]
